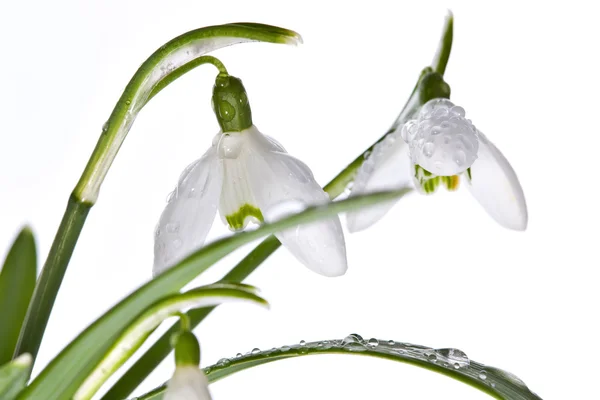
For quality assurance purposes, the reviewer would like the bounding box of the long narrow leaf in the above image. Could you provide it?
[136,335,541,400]
[22,189,410,399]
[0,227,37,365]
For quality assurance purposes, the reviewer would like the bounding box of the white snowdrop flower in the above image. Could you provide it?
[154,74,347,277]
[347,98,527,232]
[165,365,212,400]
[165,331,212,400]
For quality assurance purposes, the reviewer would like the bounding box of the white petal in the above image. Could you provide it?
[346,129,412,232]
[465,131,528,230]
[243,126,347,277]
[165,365,212,400]
[153,147,221,276]
[217,132,263,230]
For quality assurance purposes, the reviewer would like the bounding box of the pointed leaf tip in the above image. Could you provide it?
[0,227,37,365]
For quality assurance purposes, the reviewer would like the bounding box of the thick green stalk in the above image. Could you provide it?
[14,196,91,361]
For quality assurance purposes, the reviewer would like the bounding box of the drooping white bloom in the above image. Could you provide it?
[347,98,527,232]
[164,365,212,400]
[154,125,347,277]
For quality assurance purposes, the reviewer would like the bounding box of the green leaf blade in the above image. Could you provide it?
[22,190,410,400]
[135,337,542,400]
[100,236,282,400]
[0,227,37,365]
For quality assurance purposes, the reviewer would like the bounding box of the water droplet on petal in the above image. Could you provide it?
[479,371,488,380]
[166,222,179,233]
[166,191,175,203]
[451,105,466,117]
[423,142,435,157]
[251,348,261,355]
[299,340,306,346]
[367,338,379,347]
[454,150,466,166]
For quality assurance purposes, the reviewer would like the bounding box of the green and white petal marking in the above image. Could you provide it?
[217,125,348,277]
[155,69,347,277]
[217,131,265,231]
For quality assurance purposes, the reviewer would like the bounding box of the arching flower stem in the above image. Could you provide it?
[15,23,301,370]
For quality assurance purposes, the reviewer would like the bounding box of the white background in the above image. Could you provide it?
[1,1,598,399]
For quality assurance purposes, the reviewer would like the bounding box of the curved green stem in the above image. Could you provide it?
[14,23,301,369]
[105,13,455,399]
[146,55,228,105]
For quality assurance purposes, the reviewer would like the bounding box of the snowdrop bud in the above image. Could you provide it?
[212,74,253,132]
[401,98,479,176]
[172,331,201,367]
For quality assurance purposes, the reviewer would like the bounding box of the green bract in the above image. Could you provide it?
[212,75,254,132]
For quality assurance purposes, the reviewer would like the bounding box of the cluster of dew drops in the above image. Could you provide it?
[202,333,500,389]
[401,98,480,177]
